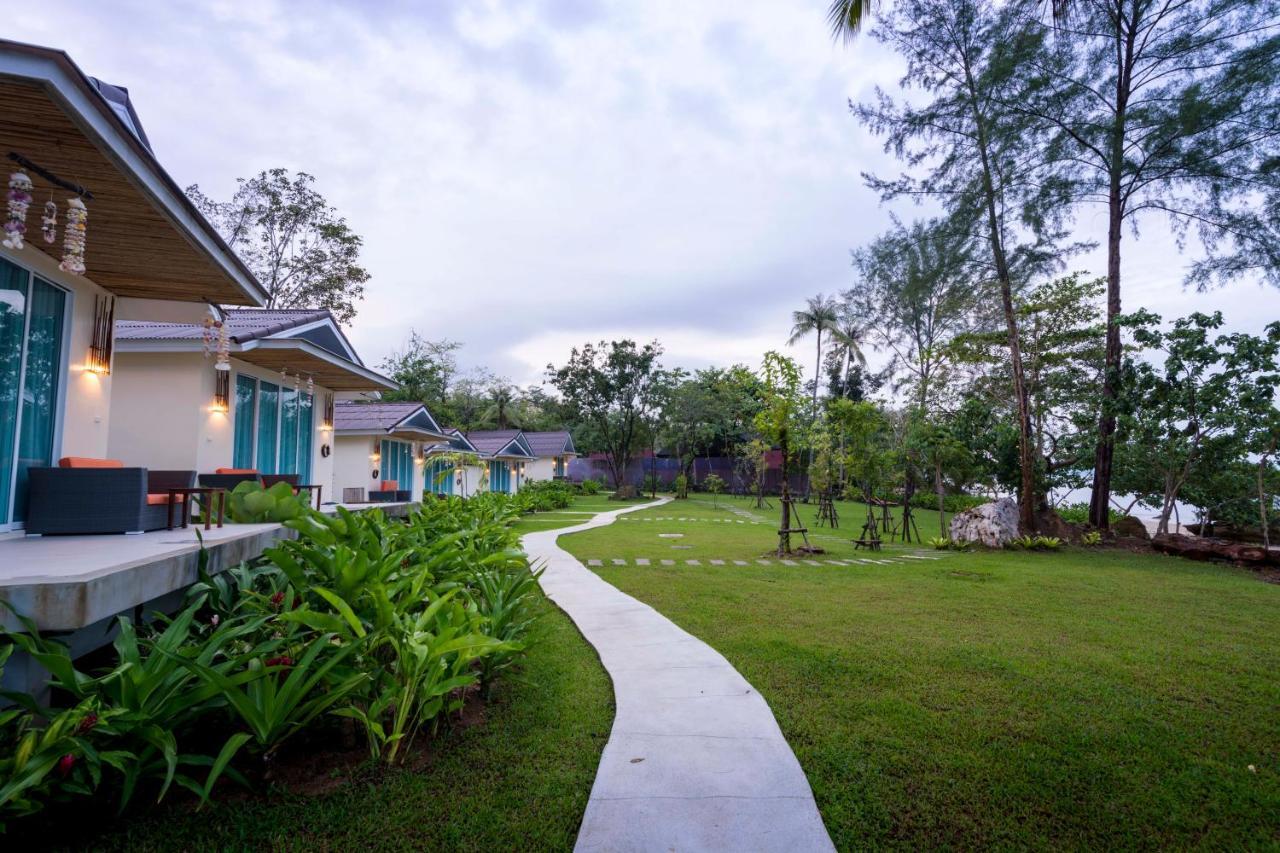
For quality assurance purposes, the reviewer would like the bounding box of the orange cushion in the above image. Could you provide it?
[216,468,259,475]
[380,480,398,491]
[146,493,186,506]
[59,457,124,468]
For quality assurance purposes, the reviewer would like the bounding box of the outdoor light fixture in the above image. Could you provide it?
[371,439,381,463]
[86,294,114,375]
[321,393,335,430]
[212,370,231,413]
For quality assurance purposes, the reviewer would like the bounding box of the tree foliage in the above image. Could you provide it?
[187,169,369,323]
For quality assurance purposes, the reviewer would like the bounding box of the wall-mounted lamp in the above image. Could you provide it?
[211,369,231,413]
[322,393,335,430]
[370,438,381,463]
[86,294,114,375]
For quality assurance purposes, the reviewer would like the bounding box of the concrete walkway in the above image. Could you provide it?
[521,499,835,853]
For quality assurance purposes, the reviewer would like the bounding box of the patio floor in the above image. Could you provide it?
[0,501,417,633]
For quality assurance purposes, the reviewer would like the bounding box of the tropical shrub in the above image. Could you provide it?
[224,480,314,524]
[1081,531,1103,547]
[1057,503,1124,526]
[927,536,951,550]
[579,478,601,495]
[0,495,544,827]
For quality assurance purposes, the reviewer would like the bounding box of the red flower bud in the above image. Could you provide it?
[265,655,294,668]
[270,591,285,608]
[76,713,98,734]
[57,753,76,777]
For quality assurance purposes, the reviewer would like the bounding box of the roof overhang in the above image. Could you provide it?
[237,339,396,391]
[114,337,397,391]
[0,40,266,305]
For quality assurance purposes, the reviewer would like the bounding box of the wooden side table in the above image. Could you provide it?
[292,484,323,510]
[168,487,227,530]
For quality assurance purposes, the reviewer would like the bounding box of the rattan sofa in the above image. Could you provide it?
[25,459,196,535]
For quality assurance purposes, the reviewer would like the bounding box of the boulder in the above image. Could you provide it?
[610,484,638,500]
[949,498,1020,547]
[1112,515,1150,541]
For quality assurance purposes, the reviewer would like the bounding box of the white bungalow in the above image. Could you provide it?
[0,39,266,533]
[522,430,578,482]
[331,400,453,502]
[465,430,536,494]
[108,308,396,502]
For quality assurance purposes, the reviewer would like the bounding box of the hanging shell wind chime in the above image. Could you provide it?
[3,171,33,250]
[215,321,231,371]
[59,197,88,274]
[41,199,57,244]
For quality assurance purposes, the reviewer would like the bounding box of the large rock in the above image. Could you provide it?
[949,498,1020,547]
[1112,515,1150,541]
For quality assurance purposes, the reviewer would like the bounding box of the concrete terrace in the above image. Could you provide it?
[0,502,418,636]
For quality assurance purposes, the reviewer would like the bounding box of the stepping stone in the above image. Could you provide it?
[658,533,683,539]
[736,520,745,524]
[803,560,820,566]
[587,559,603,566]
[612,558,627,565]
[660,559,675,566]
[686,559,701,566]
[635,558,650,566]
[781,560,798,566]
[709,559,725,565]
[756,559,772,566]
[733,560,748,566]
[825,560,847,566]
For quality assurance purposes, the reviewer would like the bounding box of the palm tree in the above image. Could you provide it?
[788,294,850,497]
[831,315,868,399]
[480,385,521,430]
[827,0,876,40]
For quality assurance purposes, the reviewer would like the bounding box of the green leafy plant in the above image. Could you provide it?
[1081,531,1103,547]
[225,480,314,524]
[579,478,601,495]
[703,474,726,507]
[927,536,951,550]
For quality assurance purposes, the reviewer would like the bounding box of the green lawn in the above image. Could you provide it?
[58,595,614,852]
[563,493,945,563]
[562,494,1280,849]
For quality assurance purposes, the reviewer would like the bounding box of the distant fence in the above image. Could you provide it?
[566,456,808,495]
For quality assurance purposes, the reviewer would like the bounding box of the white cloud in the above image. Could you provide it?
[7,0,1272,391]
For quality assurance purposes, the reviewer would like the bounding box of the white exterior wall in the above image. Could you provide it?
[108,352,336,498]
[333,433,443,503]
[333,434,378,502]
[525,458,557,482]
[0,244,117,465]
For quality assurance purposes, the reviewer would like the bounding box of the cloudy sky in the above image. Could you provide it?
[11,0,1274,386]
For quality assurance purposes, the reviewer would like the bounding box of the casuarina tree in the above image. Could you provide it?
[1016,0,1280,529]
[855,0,1075,533]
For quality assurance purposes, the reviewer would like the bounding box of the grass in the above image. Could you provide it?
[562,494,1280,849]
[563,493,945,563]
[64,594,614,852]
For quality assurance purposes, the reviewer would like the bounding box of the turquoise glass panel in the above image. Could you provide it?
[256,381,279,474]
[280,387,299,475]
[13,278,64,522]
[0,259,29,525]
[298,393,313,482]
[232,375,257,469]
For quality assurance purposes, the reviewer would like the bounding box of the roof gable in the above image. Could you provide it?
[524,430,576,457]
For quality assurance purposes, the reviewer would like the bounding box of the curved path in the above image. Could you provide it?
[522,499,835,853]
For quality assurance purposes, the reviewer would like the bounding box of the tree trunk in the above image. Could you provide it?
[1259,442,1274,550]
[936,457,946,540]
[963,61,1037,535]
[1089,7,1137,532]
[779,427,792,554]
[805,331,822,500]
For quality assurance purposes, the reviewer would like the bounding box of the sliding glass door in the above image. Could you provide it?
[0,256,68,528]
[231,374,315,478]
